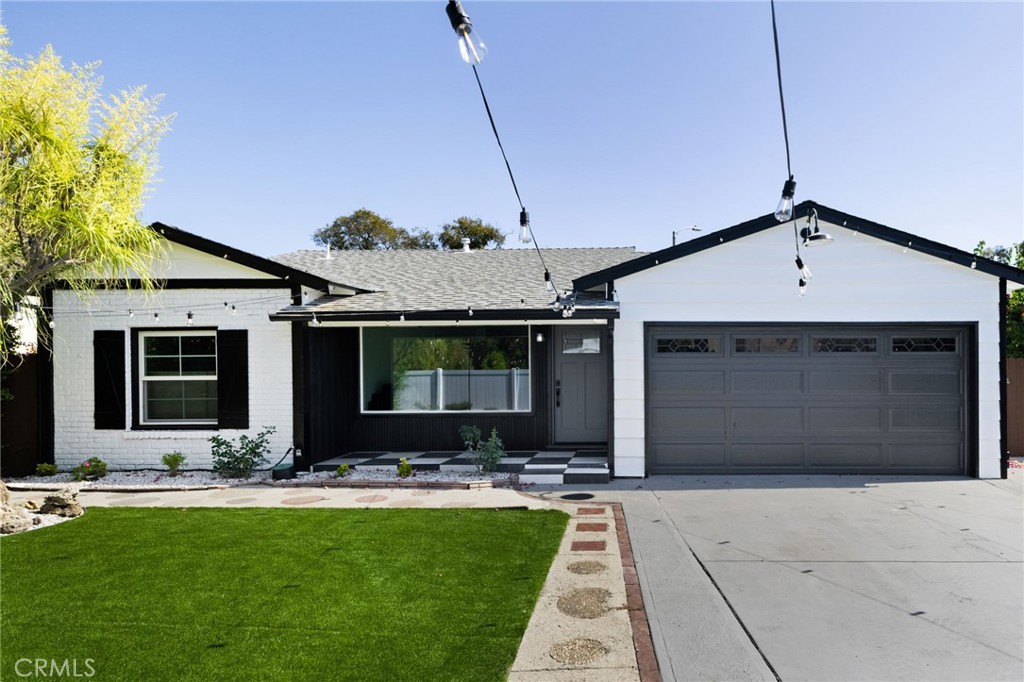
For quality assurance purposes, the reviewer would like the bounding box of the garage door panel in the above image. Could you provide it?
[807,444,885,468]
[645,325,967,475]
[890,408,962,431]
[650,369,724,395]
[651,443,725,468]
[889,371,961,395]
[809,370,883,394]
[731,444,804,467]
[889,443,962,469]
[733,407,803,432]
[732,370,803,393]
[649,407,725,435]
[810,407,883,431]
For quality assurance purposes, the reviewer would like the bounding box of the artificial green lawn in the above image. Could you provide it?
[1,507,568,682]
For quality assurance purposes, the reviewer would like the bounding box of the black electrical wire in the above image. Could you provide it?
[771,0,792,179]
[469,64,555,287]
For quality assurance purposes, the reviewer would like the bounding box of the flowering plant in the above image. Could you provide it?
[72,457,108,481]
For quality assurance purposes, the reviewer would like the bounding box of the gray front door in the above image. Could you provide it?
[554,327,608,443]
[646,324,968,475]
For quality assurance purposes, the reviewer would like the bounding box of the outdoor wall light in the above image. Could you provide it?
[800,208,833,247]
[446,0,487,65]
[536,331,544,343]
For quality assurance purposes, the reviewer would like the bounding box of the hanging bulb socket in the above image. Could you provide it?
[795,255,812,279]
[798,277,807,297]
[775,176,796,222]
[186,311,194,326]
[446,0,487,64]
[544,270,556,295]
[519,208,531,244]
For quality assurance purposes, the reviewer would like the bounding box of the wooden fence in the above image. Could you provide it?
[1010,358,1024,457]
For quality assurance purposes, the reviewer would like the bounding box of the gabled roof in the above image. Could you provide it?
[573,201,1024,290]
[271,247,642,321]
[149,222,346,291]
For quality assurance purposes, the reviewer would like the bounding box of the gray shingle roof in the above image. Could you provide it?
[273,247,642,315]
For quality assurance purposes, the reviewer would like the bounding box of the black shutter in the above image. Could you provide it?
[217,329,249,429]
[94,330,126,429]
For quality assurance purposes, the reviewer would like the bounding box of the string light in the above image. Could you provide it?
[770,0,797,222]
[186,311,194,326]
[154,312,160,323]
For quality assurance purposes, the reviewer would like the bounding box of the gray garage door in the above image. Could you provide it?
[646,325,968,475]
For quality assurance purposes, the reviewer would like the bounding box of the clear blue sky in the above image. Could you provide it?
[4,1,1022,257]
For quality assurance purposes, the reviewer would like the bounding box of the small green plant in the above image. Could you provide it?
[161,451,187,477]
[459,424,482,451]
[472,428,506,473]
[34,463,58,477]
[397,457,413,478]
[336,464,350,478]
[210,426,276,478]
[72,457,108,481]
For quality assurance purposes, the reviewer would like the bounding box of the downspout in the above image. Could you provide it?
[999,278,1009,479]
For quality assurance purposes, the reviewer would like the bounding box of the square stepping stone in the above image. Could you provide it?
[570,540,606,552]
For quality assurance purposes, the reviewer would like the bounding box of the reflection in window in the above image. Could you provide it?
[562,330,601,354]
[892,337,957,353]
[813,337,878,353]
[656,337,720,354]
[363,327,530,411]
[734,336,800,353]
[140,332,217,424]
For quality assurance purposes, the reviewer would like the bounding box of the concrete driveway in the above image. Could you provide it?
[534,471,1023,681]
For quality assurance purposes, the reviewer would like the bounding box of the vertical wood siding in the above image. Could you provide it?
[304,327,552,461]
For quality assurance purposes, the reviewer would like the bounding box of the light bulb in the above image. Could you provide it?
[446,1,487,65]
[231,305,237,315]
[775,176,796,222]
[798,278,807,297]
[795,256,812,279]
[154,312,160,323]
[186,311,194,326]
[544,271,556,295]
[519,209,531,244]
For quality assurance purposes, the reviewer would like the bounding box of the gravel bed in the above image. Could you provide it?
[7,468,511,490]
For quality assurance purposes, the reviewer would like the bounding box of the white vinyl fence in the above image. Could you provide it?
[394,369,530,411]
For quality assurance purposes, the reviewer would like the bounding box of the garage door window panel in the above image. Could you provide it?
[813,337,878,353]
[655,337,721,354]
[734,336,800,354]
[892,337,957,353]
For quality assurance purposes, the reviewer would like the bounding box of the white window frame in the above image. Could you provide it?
[359,325,533,414]
[138,330,218,426]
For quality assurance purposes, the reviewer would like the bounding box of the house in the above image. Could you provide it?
[41,201,1023,479]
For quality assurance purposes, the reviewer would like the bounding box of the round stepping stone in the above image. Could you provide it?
[354,494,388,503]
[567,560,608,575]
[225,497,258,505]
[549,638,610,665]
[556,587,611,619]
[280,495,326,505]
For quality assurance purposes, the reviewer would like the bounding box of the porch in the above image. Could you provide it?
[311,450,610,485]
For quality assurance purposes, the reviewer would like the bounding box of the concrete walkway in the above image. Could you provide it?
[532,471,1024,682]
[6,483,647,681]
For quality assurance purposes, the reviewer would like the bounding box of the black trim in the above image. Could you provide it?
[574,201,1024,290]
[270,308,619,323]
[39,288,55,462]
[1000,279,1009,478]
[291,321,306,467]
[93,330,126,429]
[149,222,341,291]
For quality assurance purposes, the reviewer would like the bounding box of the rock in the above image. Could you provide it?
[1,504,33,535]
[0,479,9,505]
[39,489,84,518]
[20,499,39,510]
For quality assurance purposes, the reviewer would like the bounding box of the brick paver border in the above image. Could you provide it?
[611,503,661,682]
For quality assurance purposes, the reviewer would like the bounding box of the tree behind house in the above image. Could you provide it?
[975,240,1023,358]
[312,210,505,251]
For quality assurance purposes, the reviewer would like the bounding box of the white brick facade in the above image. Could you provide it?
[52,287,295,470]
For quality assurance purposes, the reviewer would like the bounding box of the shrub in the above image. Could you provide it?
[472,428,505,473]
[336,464,350,478]
[209,426,276,478]
[397,457,413,478]
[459,424,482,451]
[161,451,187,477]
[72,457,108,481]
[34,463,58,477]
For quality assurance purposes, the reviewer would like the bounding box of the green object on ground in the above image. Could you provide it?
[0,507,567,682]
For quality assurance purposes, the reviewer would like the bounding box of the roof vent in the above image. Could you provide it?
[461,237,471,252]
